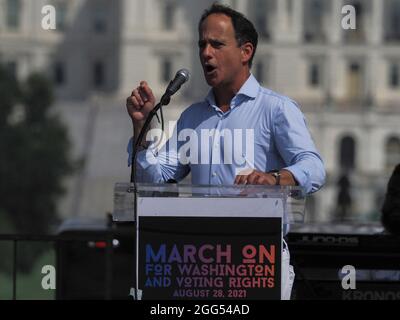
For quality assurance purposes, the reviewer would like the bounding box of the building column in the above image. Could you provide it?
[370,0,383,45]
[292,0,304,43]
[368,52,382,109]
[120,0,146,38]
[330,0,343,44]
[275,0,291,42]
[330,52,346,104]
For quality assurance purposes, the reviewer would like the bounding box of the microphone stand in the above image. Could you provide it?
[128,93,170,300]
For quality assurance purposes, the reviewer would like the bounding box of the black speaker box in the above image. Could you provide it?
[56,220,136,300]
[287,227,400,300]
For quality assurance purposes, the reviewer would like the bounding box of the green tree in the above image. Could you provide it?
[0,66,74,273]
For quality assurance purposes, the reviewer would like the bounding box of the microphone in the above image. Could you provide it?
[162,69,190,103]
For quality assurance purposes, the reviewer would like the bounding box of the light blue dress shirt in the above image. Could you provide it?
[128,74,325,194]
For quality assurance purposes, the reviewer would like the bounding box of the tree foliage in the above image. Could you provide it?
[0,66,74,272]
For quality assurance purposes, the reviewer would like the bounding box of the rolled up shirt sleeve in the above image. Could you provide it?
[127,139,163,182]
[127,122,190,183]
[273,99,326,194]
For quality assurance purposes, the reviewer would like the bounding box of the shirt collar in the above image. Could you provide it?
[236,73,260,99]
[205,73,260,110]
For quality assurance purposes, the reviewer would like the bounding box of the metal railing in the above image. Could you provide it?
[0,232,116,300]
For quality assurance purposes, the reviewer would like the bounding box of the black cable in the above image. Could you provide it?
[160,104,165,133]
[128,94,170,301]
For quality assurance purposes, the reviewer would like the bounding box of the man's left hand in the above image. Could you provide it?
[234,169,298,186]
[234,170,276,185]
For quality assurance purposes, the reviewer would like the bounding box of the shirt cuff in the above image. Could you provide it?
[282,165,310,194]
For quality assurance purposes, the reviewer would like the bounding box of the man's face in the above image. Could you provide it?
[198,13,246,89]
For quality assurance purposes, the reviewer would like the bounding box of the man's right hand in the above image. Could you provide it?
[126,81,156,125]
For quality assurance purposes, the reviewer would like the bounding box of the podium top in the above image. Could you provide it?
[113,183,306,224]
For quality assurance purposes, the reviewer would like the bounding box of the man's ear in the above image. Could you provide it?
[241,42,254,65]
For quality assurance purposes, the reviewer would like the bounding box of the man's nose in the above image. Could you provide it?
[201,44,213,59]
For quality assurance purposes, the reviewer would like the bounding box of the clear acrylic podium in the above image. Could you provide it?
[113,183,305,300]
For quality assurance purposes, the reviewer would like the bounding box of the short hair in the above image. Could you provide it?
[198,3,258,68]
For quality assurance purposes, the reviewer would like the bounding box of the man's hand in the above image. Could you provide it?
[235,170,276,185]
[234,169,298,186]
[126,81,156,125]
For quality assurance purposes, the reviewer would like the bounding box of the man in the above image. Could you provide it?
[382,163,400,235]
[126,4,325,299]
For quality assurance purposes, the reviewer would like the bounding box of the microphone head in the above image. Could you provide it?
[176,68,190,83]
[165,68,191,98]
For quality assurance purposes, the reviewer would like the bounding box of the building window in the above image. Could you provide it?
[53,62,65,86]
[385,0,400,42]
[6,0,20,29]
[93,17,107,33]
[5,61,17,79]
[350,62,360,72]
[309,63,320,87]
[287,0,293,16]
[304,0,326,42]
[161,58,172,84]
[93,7,107,33]
[250,0,270,39]
[54,1,68,31]
[93,61,105,88]
[344,1,365,43]
[339,136,356,171]
[256,61,264,84]
[346,61,363,101]
[385,136,400,173]
[163,2,175,31]
[389,63,399,88]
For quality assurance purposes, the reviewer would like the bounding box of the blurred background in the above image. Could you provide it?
[0,0,400,299]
